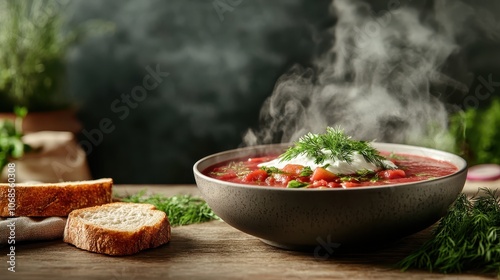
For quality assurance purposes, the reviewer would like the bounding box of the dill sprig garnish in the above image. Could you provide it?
[398,188,500,275]
[122,191,219,227]
[280,127,389,169]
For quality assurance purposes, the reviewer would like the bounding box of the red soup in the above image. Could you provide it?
[203,152,458,188]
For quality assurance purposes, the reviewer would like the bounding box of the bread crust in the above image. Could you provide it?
[63,202,171,256]
[0,178,113,217]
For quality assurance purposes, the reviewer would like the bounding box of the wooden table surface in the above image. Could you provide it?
[4,180,500,280]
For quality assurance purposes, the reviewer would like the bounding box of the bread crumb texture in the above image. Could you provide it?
[64,202,171,256]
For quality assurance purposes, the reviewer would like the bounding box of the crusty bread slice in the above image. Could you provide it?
[63,202,171,256]
[0,178,113,217]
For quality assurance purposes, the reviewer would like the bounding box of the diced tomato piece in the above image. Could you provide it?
[342,181,360,188]
[268,173,292,187]
[265,176,275,186]
[378,169,406,179]
[243,169,268,182]
[311,167,338,182]
[310,179,329,188]
[327,182,342,188]
[282,164,305,176]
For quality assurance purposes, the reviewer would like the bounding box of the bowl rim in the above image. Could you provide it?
[193,142,468,192]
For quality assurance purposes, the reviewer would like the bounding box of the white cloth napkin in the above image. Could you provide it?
[0,217,67,244]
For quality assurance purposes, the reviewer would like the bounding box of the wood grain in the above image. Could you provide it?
[5,220,495,280]
[3,182,500,280]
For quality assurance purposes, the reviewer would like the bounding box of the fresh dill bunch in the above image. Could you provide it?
[279,127,389,169]
[398,188,500,275]
[122,191,219,227]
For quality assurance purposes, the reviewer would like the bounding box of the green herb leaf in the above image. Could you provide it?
[0,117,32,173]
[299,166,313,177]
[280,127,390,169]
[260,166,283,175]
[122,191,219,227]
[287,180,309,188]
[13,106,28,118]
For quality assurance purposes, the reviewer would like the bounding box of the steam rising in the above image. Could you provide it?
[244,0,474,150]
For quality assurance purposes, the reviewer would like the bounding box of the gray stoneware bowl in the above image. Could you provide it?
[193,143,467,251]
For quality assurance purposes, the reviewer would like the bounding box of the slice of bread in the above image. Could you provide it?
[63,202,171,256]
[0,178,113,217]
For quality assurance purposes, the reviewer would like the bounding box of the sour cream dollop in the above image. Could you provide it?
[258,150,397,175]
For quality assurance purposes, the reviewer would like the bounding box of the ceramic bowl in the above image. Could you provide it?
[193,143,467,251]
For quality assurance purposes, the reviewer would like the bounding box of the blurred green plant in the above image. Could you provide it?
[449,98,500,165]
[0,0,69,112]
[0,0,114,112]
[0,107,32,173]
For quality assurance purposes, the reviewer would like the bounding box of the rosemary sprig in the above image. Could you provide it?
[122,191,219,227]
[398,188,500,275]
[280,127,389,169]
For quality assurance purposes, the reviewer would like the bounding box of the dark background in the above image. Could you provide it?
[62,0,500,184]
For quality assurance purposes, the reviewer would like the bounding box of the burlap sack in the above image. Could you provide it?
[1,131,92,183]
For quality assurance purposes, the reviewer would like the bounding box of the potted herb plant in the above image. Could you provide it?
[0,0,113,182]
[0,0,81,133]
